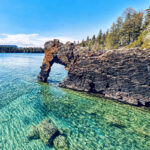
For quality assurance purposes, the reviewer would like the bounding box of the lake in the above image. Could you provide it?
[0,53,150,150]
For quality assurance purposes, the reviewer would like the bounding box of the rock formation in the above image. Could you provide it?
[27,119,59,145]
[38,39,150,106]
[53,135,69,150]
[27,119,69,149]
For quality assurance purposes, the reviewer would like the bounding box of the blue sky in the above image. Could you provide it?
[0,0,149,47]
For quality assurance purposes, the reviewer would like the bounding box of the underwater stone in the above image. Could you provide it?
[105,115,126,128]
[58,128,72,137]
[37,119,59,145]
[27,119,71,148]
[27,126,39,140]
[53,135,69,150]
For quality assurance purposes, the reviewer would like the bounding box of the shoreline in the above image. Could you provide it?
[38,40,150,107]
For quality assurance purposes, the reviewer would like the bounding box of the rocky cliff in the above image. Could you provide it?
[38,39,150,106]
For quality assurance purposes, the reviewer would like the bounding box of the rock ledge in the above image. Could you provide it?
[38,39,150,106]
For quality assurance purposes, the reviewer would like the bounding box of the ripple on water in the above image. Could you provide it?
[0,54,150,150]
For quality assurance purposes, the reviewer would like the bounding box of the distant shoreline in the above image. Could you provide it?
[0,52,44,53]
[0,46,44,53]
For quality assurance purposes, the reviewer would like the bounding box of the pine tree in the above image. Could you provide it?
[86,36,90,42]
[119,8,143,46]
[97,30,102,41]
[92,35,96,41]
[144,7,150,27]
[79,6,149,50]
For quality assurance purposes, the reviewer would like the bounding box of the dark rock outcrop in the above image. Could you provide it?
[38,39,150,106]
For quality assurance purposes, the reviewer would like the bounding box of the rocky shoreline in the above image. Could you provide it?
[38,39,150,107]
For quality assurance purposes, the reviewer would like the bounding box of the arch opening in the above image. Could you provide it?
[48,63,68,84]
[38,39,73,83]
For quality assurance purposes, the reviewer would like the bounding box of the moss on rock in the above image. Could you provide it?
[27,126,39,140]
[37,119,59,145]
[53,135,69,150]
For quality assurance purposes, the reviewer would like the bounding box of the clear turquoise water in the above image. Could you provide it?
[0,53,150,150]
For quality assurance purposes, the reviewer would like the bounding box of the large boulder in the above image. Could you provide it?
[27,119,59,145]
[38,39,150,107]
[27,119,70,149]
[37,119,59,145]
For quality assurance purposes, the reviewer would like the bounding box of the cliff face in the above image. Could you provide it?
[38,40,150,106]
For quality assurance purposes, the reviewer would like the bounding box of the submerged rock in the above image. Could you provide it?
[38,39,150,107]
[27,126,39,140]
[58,128,72,137]
[27,119,59,145]
[37,119,59,145]
[105,115,126,128]
[53,135,69,150]
[27,119,70,148]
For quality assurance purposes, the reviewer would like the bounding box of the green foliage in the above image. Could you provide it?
[80,6,150,50]
[144,7,150,28]
[142,32,150,49]
[119,8,143,46]
[127,26,150,49]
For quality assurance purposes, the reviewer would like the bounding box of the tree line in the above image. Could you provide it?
[0,46,44,53]
[80,6,150,50]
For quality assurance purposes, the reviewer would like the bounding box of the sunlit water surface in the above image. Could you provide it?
[0,53,150,150]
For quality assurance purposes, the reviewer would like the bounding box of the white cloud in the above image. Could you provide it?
[0,33,77,47]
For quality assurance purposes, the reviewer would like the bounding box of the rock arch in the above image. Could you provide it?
[38,39,150,106]
[38,39,75,82]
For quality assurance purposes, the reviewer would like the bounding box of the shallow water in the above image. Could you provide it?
[0,53,150,150]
